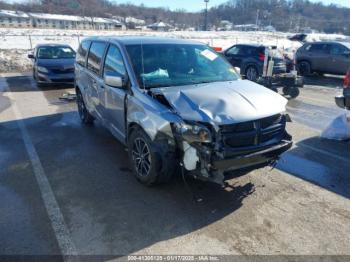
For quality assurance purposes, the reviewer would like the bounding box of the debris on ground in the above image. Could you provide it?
[321,111,350,141]
[59,93,76,102]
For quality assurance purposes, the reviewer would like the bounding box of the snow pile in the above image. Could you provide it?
[321,111,350,141]
[0,49,32,72]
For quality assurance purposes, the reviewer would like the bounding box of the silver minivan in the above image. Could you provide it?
[75,36,292,186]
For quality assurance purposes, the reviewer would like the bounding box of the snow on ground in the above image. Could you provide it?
[0,27,349,72]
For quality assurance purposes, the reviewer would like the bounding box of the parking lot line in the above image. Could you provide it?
[0,76,78,257]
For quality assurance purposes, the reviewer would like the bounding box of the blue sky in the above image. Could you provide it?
[5,0,350,11]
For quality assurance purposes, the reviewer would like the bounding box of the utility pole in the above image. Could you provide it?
[255,9,260,30]
[204,0,209,31]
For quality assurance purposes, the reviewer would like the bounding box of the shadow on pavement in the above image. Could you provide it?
[277,136,350,199]
[1,110,255,255]
[303,74,343,89]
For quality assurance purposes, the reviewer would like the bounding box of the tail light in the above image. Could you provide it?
[258,53,265,61]
[344,71,350,89]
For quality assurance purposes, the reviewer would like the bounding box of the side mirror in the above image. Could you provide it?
[28,53,35,59]
[104,72,123,88]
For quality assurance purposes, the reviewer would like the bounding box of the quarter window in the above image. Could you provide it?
[87,42,107,75]
[103,45,126,78]
[330,44,349,55]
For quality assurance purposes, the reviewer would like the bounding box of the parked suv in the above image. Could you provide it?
[29,44,76,86]
[222,44,287,81]
[75,37,292,186]
[296,41,350,76]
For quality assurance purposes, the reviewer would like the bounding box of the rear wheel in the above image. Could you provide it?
[297,61,311,76]
[76,89,94,125]
[128,128,174,186]
[245,66,259,82]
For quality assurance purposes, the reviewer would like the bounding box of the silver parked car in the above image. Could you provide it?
[75,36,293,186]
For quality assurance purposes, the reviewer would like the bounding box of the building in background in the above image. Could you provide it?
[147,21,173,32]
[0,10,32,28]
[0,9,124,30]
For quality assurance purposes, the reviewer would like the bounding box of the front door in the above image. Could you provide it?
[101,44,128,141]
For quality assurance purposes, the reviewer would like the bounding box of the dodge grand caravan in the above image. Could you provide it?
[75,37,293,186]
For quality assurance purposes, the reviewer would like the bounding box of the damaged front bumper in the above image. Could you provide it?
[212,139,292,171]
[184,137,292,185]
[175,114,293,185]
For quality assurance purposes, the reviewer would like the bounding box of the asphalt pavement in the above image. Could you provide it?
[1,73,350,261]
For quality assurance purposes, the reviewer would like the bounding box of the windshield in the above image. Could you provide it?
[37,46,76,59]
[126,43,239,88]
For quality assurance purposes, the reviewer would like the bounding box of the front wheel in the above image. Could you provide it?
[128,128,174,186]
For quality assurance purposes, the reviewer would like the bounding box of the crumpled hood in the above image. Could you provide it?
[154,80,288,126]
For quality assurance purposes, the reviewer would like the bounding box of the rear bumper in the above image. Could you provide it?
[212,140,293,171]
[335,95,350,109]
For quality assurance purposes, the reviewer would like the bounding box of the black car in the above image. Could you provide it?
[222,44,287,81]
[335,68,350,110]
[296,41,350,76]
[28,44,76,86]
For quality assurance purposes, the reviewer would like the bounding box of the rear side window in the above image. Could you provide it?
[87,42,107,75]
[76,41,90,66]
[307,44,330,54]
[103,45,126,78]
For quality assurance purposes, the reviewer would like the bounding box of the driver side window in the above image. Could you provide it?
[103,45,126,79]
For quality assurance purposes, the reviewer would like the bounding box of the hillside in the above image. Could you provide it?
[0,0,349,34]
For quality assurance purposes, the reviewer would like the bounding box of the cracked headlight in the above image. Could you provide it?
[174,122,212,143]
[37,66,49,73]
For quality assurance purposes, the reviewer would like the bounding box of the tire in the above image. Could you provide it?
[289,87,300,98]
[128,128,174,186]
[297,61,311,76]
[245,66,259,82]
[76,89,94,125]
[282,86,290,95]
